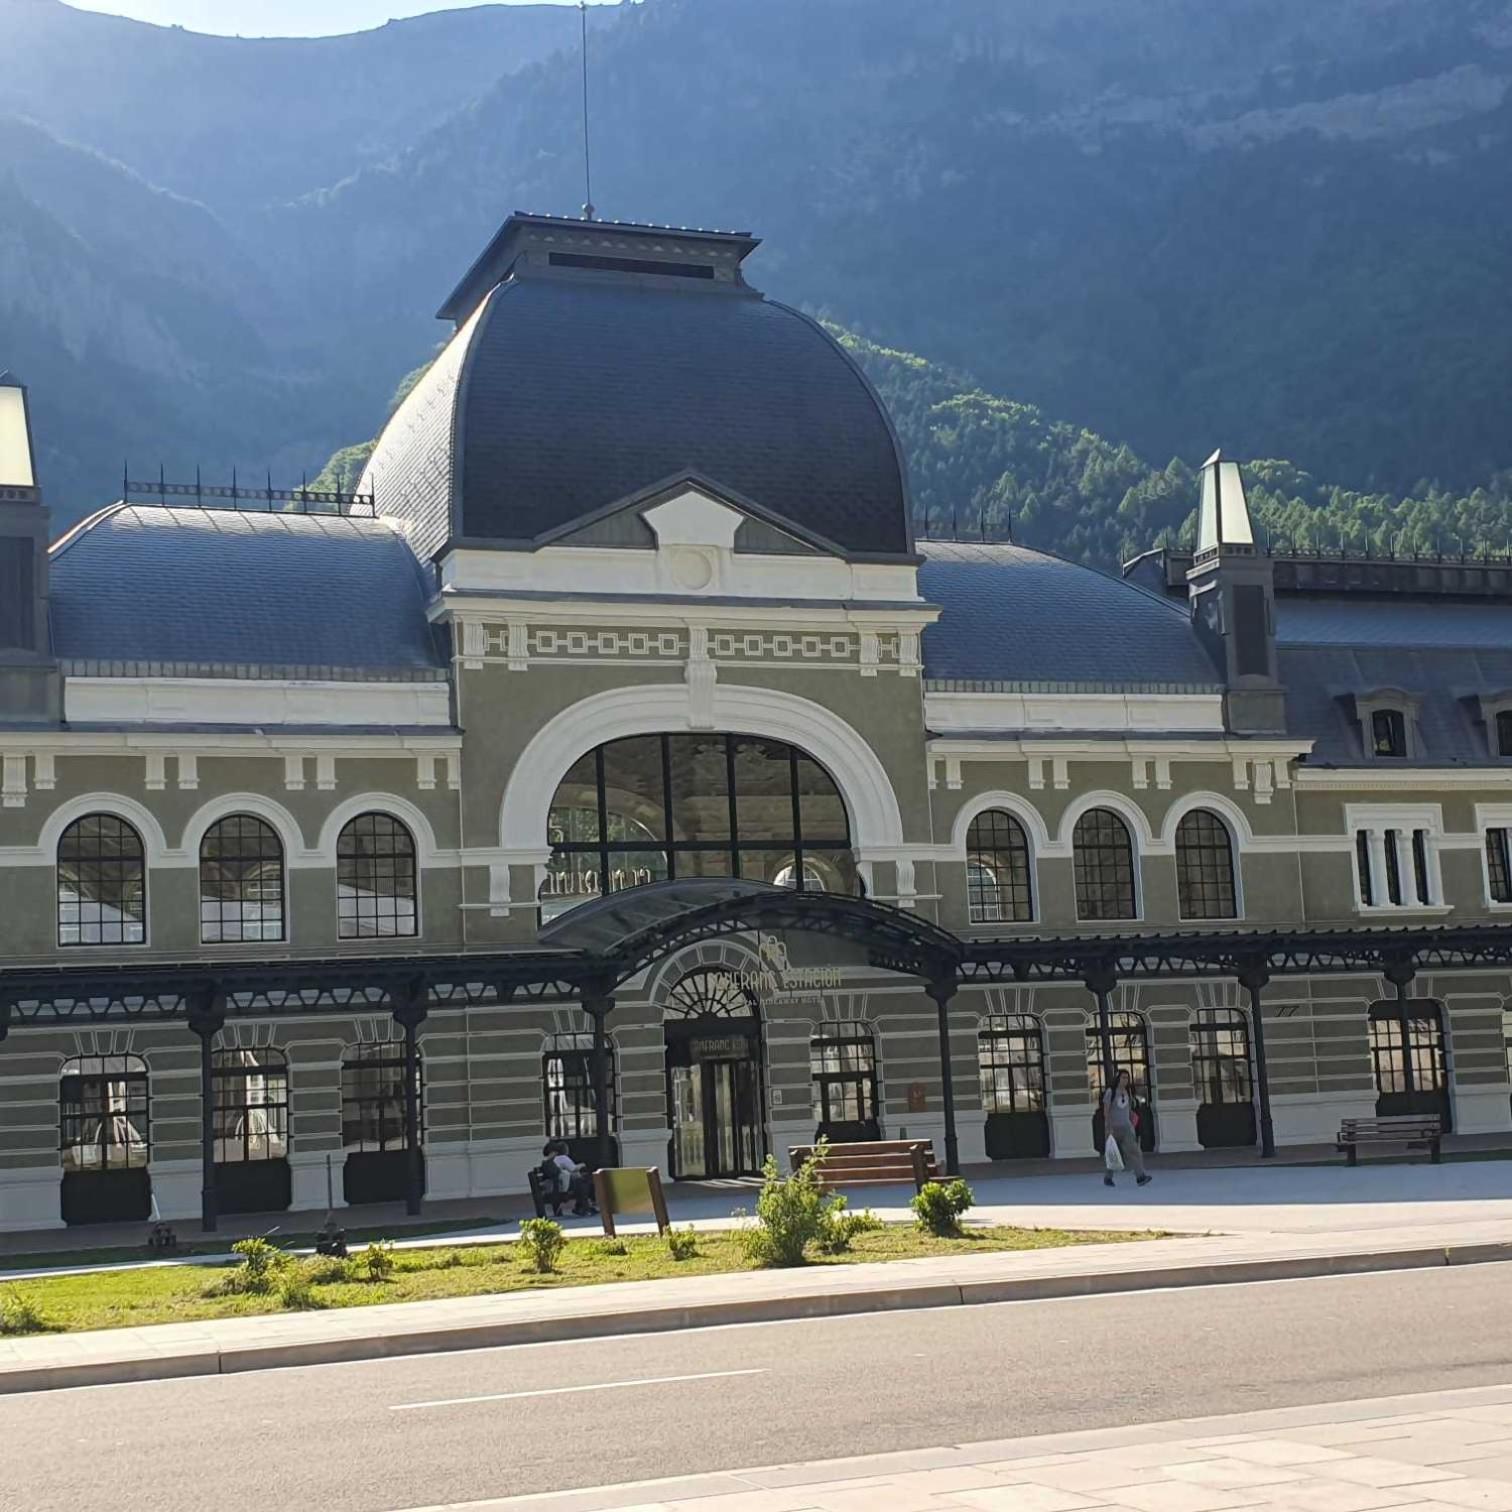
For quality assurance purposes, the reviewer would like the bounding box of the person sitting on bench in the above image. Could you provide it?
[543,1141,597,1216]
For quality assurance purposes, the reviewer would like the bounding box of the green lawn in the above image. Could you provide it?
[0,1224,1156,1336]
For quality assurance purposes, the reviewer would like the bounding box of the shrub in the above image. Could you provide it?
[665,1227,699,1261]
[355,1241,395,1283]
[0,1288,51,1336]
[911,1179,975,1237]
[303,1255,355,1286]
[519,1218,566,1274]
[739,1144,852,1268]
[597,1238,629,1257]
[275,1260,324,1311]
[222,1237,291,1295]
[816,1201,884,1255]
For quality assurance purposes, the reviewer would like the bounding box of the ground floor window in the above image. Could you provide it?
[544,1033,618,1165]
[979,1015,1050,1159]
[1369,1000,1451,1129]
[341,1039,423,1205]
[1190,1009,1256,1149]
[213,1048,289,1165]
[810,1022,879,1142]
[1086,1012,1155,1152]
[60,1054,151,1224]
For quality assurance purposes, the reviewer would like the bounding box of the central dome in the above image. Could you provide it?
[359,214,912,561]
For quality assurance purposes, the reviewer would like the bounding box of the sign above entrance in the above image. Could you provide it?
[688,1035,753,1062]
[706,932,843,1001]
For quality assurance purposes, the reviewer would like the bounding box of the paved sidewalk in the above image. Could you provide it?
[4,1216,1512,1397]
[404,1382,1512,1511]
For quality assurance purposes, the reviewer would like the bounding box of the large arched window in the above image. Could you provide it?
[544,1033,617,1150]
[200,815,285,943]
[541,734,854,917]
[965,809,1034,924]
[1175,809,1238,920]
[1072,807,1137,920]
[337,812,418,938]
[60,1053,151,1224]
[57,814,147,946]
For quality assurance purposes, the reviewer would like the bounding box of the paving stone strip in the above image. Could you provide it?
[401,1382,1512,1511]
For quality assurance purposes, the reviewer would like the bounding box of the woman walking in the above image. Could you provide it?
[1102,1068,1152,1188]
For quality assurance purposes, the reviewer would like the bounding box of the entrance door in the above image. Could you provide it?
[666,1034,765,1179]
[810,1024,881,1144]
[1370,1000,1453,1130]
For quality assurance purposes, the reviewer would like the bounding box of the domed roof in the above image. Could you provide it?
[359,214,911,561]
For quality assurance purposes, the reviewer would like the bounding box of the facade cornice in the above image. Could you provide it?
[1296,767,1512,789]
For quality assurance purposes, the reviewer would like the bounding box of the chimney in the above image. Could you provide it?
[1186,449,1286,735]
[0,373,61,723]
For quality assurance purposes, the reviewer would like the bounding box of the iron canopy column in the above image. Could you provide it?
[582,979,616,1172]
[925,974,960,1177]
[1084,962,1118,1093]
[1237,958,1277,1159]
[394,984,429,1217]
[188,992,226,1234]
[1385,955,1417,1097]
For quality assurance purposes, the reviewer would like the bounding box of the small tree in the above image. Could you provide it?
[740,1142,853,1267]
[911,1179,975,1237]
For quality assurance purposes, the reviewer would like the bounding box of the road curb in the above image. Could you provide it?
[3,1241,1506,1396]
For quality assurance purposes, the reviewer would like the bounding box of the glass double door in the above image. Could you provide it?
[667,1029,765,1179]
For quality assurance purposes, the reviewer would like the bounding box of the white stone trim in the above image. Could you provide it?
[24,792,174,869]
[498,683,905,852]
[925,689,1224,735]
[1052,790,1160,857]
[180,792,308,867]
[1158,789,1256,851]
[947,791,1052,857]
[63,677,452,729]
[309,792,449,868]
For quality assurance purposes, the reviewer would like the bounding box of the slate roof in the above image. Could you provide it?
[49,505,445,679]
[918,541,1222,690]
[1275,596,1512,764]
[365,276,911,561]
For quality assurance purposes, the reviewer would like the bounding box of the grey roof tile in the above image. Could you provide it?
[50,505,444,678]
[918,541,1222,689]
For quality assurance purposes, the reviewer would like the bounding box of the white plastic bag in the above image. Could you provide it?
[1104,1133,1124,1173]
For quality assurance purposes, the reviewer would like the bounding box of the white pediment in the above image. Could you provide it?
[641,488,746,550]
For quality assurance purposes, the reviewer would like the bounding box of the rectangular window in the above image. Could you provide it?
[1488,828,1512,904]
[1411,829,1431,906]
[1499,712,1512,758]
[1371,709,1407,758]
[1383,830,1403,906]
[0,537,33,650]
[1356,830,1374,907]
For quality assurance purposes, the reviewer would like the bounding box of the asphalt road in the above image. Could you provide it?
[4,1266,1512,1511]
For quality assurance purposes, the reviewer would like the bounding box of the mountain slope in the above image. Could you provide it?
[315,329,1512,571]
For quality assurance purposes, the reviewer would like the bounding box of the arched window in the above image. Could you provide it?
[979,1014,1050,1158]
[341,1039,423,1205]
[337,812,418,938]
[1175,809,1238,920]
[541,734,854,917]
[1072,808,1137,920]
[966,810,1034,924]
[57,814,146,946]
[200,815,284,943]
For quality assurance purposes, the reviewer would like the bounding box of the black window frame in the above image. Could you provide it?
[1174,808,1238,921]
[60,1054,150,1172]
[966,809,1034,924]
[340,1041,421,1154]
[211,1047,290,1165]
[1072,807,1138,921]
[1368,1003,1447,1097]
[1085,1011,1151,1100]
[199,813,286,944]
[1356,829,1375,907]
[1371,708,1407,758]
[1189,1009,1253,1107]
[978,1014,1046,1114]
[56,813,147,947]
[336,811,419,939]
[809,1021,880,1128]
[543,734,855,910]
[544,1033,616,1141]
[1488,827,1512,904]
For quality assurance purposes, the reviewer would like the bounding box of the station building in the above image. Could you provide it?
[2,212,1511,1231]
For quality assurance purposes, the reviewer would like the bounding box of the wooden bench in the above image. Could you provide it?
[1337,1115,1443,1165]
[789,1140,939,1192]
[527,1166,576,1218]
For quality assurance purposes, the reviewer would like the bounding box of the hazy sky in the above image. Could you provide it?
[67,2,607,38]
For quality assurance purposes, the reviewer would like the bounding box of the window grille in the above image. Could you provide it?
[978,1015,1046,1114]
[337,812,418,938]
[965,810,1034,923]
[212,1049,289,1164]
[544,1034,615,1140]
[1189,1010,1252,1106]
[1072,808,1137,921]
[60,1055,149,1172]
[57,814,146,946]
[809,1022,879,1127]
[340,1042,420,1153]
[1175,809,1237,920]
[200,814,284,943]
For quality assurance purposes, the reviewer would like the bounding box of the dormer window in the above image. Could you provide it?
[1497,711,1512,758]
[1353,692,1419,762]
[1372,709,1407,759]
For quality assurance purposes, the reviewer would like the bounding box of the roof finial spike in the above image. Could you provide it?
[578,1,595,221]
